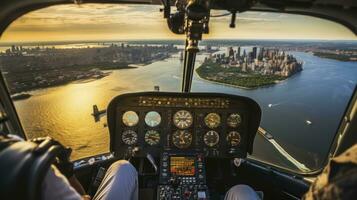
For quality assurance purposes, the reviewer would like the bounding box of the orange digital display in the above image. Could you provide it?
[170,157,195,176]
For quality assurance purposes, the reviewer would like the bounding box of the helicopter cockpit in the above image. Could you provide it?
[105,92,260,199]
[0,0,356,200]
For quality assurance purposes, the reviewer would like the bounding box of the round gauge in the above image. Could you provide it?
[122,130,138,145]
[173,110,193,129]
[203,130,220,147]
[227,113,242,128]
[226,131,241,147]
[145,111,161,127]
[204,113,221,129]
[172,130,193,149]
[145,130,160,146]
[122,111,139,127]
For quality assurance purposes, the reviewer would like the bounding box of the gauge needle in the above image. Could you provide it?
[149,136,159,140]
[179,133,185,144]
[232,139,239,143]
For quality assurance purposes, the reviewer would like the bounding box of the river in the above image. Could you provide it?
[13,50,357,173]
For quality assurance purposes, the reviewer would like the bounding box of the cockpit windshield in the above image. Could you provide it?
[0,4,356,174]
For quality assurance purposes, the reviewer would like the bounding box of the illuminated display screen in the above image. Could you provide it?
[170,157,196,176]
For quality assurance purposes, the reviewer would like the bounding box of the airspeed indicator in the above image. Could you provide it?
[173,110,193,129]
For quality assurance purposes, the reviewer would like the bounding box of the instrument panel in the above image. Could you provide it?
[107,92,261,158]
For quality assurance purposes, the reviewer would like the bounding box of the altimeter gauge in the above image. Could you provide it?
[145,111,161,127]
[203,130,219,147]
[173,110,193,129]
[122,111,139,127]
[226,131,241,147]
[172,130,193,149]
[145,130,160,146]
[204,113,221,129]
[227,113,242,128]
[122,130,138,145]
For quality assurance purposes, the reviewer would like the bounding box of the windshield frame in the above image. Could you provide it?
[1,0,357,37]
[0,1,356,177]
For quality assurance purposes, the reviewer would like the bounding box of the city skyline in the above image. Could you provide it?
[0,4,356,43]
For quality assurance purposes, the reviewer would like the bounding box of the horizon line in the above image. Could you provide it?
[1,38,357,46]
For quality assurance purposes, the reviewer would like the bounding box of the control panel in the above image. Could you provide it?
[158,152,209,200]
[107,92,261,159]
[106,92,261,199]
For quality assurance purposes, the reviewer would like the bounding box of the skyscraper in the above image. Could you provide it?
[258,47,264,60]
[248,52,253,63]
[252,47,257,60]
[242,49,246,58]
[228,47,234,58]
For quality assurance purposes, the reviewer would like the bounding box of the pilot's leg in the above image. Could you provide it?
[224,184,260,200]
[93,160,138,200]
[42,166,82,200]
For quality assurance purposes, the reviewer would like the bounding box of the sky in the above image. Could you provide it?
[0,4,356,43]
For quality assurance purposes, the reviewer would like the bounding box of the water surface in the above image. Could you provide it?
[13,51,357,172]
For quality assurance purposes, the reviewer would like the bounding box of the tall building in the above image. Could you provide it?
[237,47,241,58]
[252,47,257,59]
[248,52,253,63]
[228,47,234,58]
[258,47,264,60]
[11,45,16,53]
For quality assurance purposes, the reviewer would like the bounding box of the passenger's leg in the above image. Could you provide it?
[93,160,138,200]
[224,185,260,200]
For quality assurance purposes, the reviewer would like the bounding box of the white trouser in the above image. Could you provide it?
[224,184,261,200]
[42,160,138,200]
[93,160,138,200]
[43,160,258,200]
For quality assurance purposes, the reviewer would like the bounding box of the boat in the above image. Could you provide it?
[11,93,31,101]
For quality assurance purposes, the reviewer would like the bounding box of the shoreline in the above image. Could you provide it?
[10,69,117,96]
[10,70,114,94]
[194,70,257,90]
[194,67,294,90]
[195,69,295,90]
[9,53,176,96]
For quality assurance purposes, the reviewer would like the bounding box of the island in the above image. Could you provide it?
[0,43,178,93]
[196,46,303,89]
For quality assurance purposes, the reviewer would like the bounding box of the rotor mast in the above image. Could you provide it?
[181,0,210,92]
[162,0,210,93]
